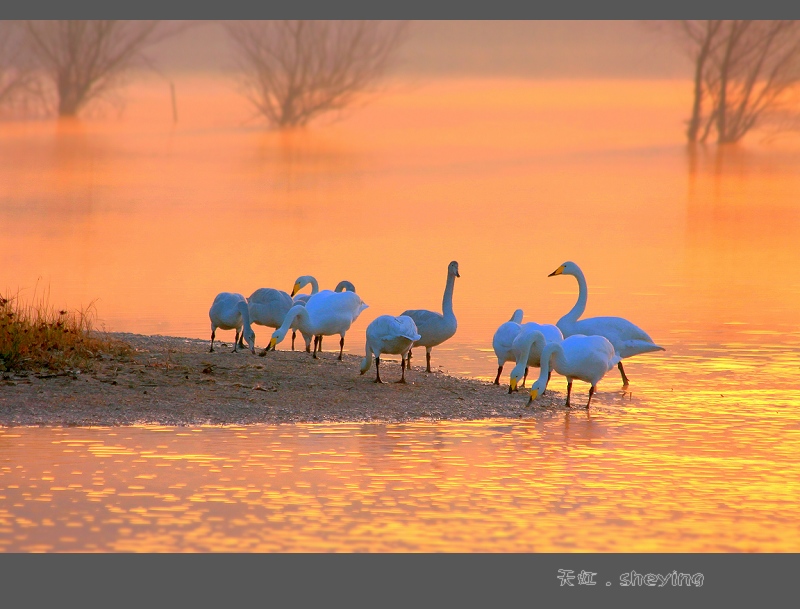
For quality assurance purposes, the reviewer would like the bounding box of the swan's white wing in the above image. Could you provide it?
[570,316,659,350]
[209,292,247,329]
[305,291,368,335]
[401,309,450,344]
[493,321,521,361]
[559,335,620,384]
[395,315,422,342]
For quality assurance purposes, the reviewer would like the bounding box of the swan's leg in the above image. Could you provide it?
[425,347,432,373]
[312,335,320,359]
[338,336,345,361]
[565,380,573,408]
[618,362,630,387]
[586,385,595,409]
[543,369,552,394]
[317,335,323,352]
[407,349,412,369]
[493,365,503,385]
[232,328,240,353]
[396,356,407,384]
[237,332,245,350]
[521,366,529,389]
[374,357,383,383]
[291,330,296,351]
[209,329,215,353]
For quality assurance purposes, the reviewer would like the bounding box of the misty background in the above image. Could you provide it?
[142,21,688,78]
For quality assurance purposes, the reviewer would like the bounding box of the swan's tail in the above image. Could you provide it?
[618,340,666,358]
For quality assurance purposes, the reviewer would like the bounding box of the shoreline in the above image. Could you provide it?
[0,332,565,427]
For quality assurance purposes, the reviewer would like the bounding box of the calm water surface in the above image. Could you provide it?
[1,77,799,551]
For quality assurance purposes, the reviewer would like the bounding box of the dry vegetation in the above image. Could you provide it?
[0,290,131,376]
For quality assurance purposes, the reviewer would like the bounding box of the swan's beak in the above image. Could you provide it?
[548,265,565,277]
[268,338,277,351]
[527,388,539,406]
[291,283,301,297]
[251,345,256,355]
[509,378,518,392]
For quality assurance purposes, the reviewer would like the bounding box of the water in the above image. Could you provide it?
[1,76,799,551]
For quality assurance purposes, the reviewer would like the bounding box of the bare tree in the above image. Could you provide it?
[23,20,181,117]
[0,21,41,116]
[225,20,409,128]
[667,20,800,143]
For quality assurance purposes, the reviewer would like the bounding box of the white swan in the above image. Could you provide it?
[526,334,621,409]
[290,275,320,352]
[360,315,421,383]
[401,260,460,373]
[548,261,665,386]
[289,276,357,352]
[491,309,524,385]
[507,322,564,393]
[208,292,256,354]
[269,290,369,360]
[247,286,310,353]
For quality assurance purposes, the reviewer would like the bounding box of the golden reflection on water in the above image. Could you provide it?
[2,76,800,551]
[1,353,799,554]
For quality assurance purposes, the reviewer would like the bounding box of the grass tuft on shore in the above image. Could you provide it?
[0,289,131,375]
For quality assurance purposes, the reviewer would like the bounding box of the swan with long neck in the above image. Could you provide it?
[360,315,421,383]
[288,276,357,352]
[269,290,368,360]
[526,334,620,409]
[492,309,524,385]
[289,275,320,352]
[401,260,460,373]
[548,261,664,386]
[208,292,256,354]
[507,322,564,393]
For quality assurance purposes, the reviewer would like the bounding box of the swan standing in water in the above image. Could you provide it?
[507,322,564,393]
[402,260,460,373]
[269,290,368,359]
[526,334,620,409]
[289,276,357,352]
[208,292,256,354]
[360,315,421,383]
[548,261,664,386]
[492,309,524,385]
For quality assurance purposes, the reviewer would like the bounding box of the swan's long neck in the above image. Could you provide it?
[276,304,308,341]
[309,277,319,295]
[510,309,524,324]
[238,301,253,333]
[361,339,373,372]
[442,272,456,320]
[519,330,545,363]
[563,268,588,324]
[511,330,545,378]
[536,342,564,386]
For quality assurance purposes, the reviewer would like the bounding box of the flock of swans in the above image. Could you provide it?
[208,260,664,409]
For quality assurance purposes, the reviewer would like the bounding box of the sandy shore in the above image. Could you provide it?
[0,332,566,426]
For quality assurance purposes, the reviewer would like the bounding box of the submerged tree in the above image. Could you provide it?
[667,20,800,143]
[23,20,179,117]
[0,21,40,115]
[225,20,409,128]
